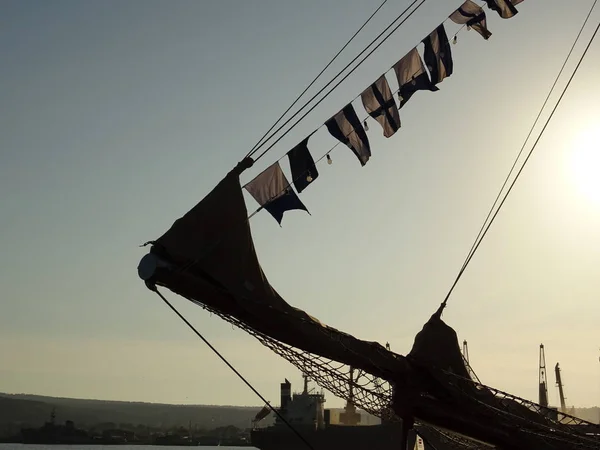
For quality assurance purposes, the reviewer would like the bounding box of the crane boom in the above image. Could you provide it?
[555,363,567,413]
[461,340,482,384]
[539,344,549,407]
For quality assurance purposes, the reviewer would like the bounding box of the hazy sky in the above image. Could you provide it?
[2,0,600,411]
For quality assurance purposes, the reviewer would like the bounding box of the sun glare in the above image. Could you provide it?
[569,126,600,206]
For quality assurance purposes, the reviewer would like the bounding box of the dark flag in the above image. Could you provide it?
[449,0,492,40]
[287,137,318,193]
[422,24,453,86]
[360,75,401,138]
[245,162,308,225]
[484,0,519,18]
[325,104,371,166]
[393,48,438,109]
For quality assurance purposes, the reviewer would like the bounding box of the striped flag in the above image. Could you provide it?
[325,104,371,166]
[422,24,454,86]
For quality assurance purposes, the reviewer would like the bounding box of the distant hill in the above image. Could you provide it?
[0,393,272,435]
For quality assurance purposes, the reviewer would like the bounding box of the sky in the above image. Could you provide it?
[1,0,600,411]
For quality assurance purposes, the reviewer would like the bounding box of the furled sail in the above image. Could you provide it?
[140,164,406,379]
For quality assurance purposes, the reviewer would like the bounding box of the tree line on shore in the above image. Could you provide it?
[0,393,273,438]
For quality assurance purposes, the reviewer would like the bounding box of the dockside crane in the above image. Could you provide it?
[539,344,549,407]
[555,362,567,413]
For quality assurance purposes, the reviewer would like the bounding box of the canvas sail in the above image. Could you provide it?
[144,166,407,380]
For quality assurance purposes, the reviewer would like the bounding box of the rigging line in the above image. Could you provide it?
[256,22,465,175]
[441,19,600,307]
[244,0,390,158]
[149,286,316,450]
[250,0,476,166]
[458,0,599,275]
[246,0,427,160]
[245,26,468,218]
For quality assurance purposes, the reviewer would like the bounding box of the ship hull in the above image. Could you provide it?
[251,424,406,450]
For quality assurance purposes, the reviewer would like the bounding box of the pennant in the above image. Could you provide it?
[245,162,308,225]
[484,0,518,19]
[449,0,492,40]
[393,48,438,109]
[287,137,318,193]
[360,75,401,138]
[325,104,371,166]
[422,24,453,86]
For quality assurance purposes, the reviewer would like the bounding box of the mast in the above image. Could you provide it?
[539,344,549,407]
[555,363,567,413]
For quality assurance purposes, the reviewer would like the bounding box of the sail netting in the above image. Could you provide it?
[139,167,600,450]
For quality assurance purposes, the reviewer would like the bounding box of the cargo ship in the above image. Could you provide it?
[250,373,422,450]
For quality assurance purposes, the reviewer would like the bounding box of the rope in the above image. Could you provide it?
[441,16,600,307]
[149,285,316,450]
[458,0,599,276]
[247,0,428,162]
[245,0,391,158]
